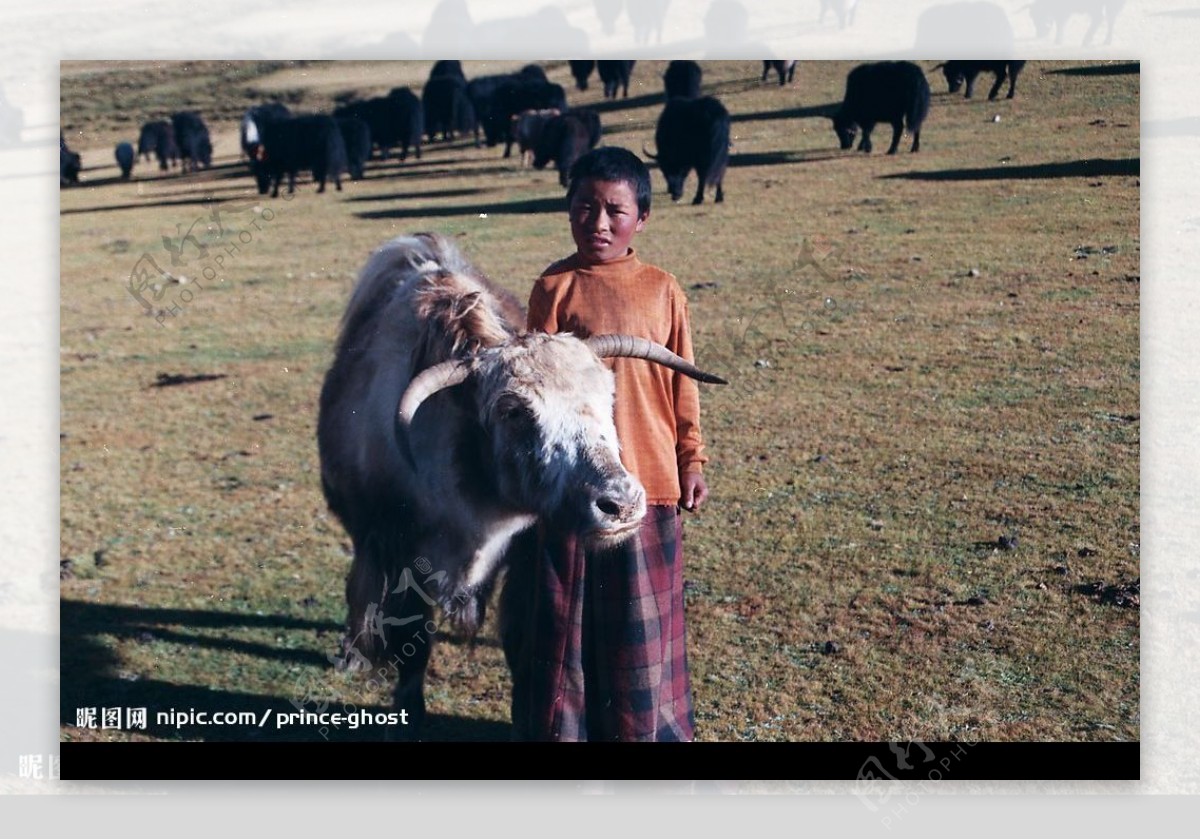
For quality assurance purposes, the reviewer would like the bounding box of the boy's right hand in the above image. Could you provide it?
[680,472,708,512]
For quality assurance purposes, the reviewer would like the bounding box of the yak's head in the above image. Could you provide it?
[643,149,687,202]
[250,144,272,195]
[942,63,965,94]
[531,131,554,173]
[832,112,858,150]
[198,138,213,169]
[661,164,688,202]
[60,150,82,185]
[398,332,725,547]
[642,137,691,202]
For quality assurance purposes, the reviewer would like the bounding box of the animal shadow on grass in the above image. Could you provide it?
[360,159,520,181]
[150,372,227,388]
[344,187,493,203]
[586,89,671,115]
[167,158,252,178]
[880,157,1139,182]
[147,182,264,201]
[66,173,138,190]
[1046,62,1140,77]
[727,149,843,167]
[60,194,251,216]
[60,599,511,742]
[730,102,840,124]
[355,195,565,220]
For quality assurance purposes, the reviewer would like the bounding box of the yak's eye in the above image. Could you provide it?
[495,398,526,422]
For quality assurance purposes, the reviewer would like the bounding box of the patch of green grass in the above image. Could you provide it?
[1041,287,1097,301]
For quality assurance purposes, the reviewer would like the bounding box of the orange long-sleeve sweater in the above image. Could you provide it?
[527,249,708,506]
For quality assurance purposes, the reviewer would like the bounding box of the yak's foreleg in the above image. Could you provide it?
[388,591,433,741]
[340,537,393,669]
[1006,66,1021,99]
[859,121,875,153]
[987,70,1006,101]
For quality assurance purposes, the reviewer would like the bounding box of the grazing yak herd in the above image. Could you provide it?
[60,59,1033,202]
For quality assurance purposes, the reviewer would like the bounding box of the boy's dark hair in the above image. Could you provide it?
[566,146,652,216]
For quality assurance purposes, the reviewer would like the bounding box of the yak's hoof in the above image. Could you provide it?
[333,633,375,673]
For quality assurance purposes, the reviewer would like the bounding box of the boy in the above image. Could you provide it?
[515,146,710,741]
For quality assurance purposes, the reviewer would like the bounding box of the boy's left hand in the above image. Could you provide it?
[680,472,708,512]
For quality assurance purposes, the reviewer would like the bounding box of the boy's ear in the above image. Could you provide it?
[636,210,649,231]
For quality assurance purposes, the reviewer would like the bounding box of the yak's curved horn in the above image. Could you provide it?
[397,360,471,426]
[586,334,728,385]
[641,142,658,160]
[929,62,946,73]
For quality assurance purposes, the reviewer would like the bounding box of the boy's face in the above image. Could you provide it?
[568,177,648,264]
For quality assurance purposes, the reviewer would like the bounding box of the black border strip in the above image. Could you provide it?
[61,741,1138,781]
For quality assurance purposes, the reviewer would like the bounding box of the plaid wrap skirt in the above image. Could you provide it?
[509,505,695,742]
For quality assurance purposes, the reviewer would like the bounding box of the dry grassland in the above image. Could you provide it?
[60,59,1139,743]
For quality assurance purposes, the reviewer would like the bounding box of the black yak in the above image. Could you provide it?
[664,60,702,99]
[597,60,635,99]
[937,60,1026,100]
[114,141,135,179]
[59,135,81,186]
[251,114,348,197]
[510,108,561,167]
[569,59,595,91]
[335,93,423,162]
[644,95,730,204]
[422,74,477,143]
[832,61,930,154]
[138,121,179,170]
[241,103,292,158]
[761,60,796,86]
[337,117,372,181]
[533,110,600,186]
[171,111,213,172]
[467,74,567,156]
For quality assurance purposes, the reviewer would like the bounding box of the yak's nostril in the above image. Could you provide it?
[596,497,622,518]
